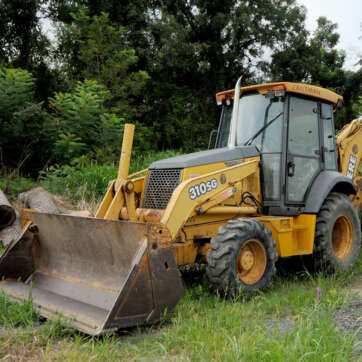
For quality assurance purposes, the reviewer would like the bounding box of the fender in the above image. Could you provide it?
[304,171,356,213]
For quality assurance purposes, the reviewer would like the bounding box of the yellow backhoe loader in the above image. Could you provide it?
[0,80,361,335]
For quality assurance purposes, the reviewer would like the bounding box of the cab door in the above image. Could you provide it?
[286,96,322,203]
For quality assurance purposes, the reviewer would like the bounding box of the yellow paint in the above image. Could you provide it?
[139,170,149,207]
[336,118,362,211]
[93,98,360,271]
[131,175,146,194]
[161,158,260,239]
[173,242,198,265]
[21,209,35,227]
[124,191,137,221]
[174,214,317,264]
[356,161,361,212]
[182,160,241,180]
[128,168,147,179]
[116,123,135,191]
[95,181,115,218]
[255,214,317,257]
[183,219,230,240]
[104,187,125,220]
[216,82,343,106]
[181,157,261,207]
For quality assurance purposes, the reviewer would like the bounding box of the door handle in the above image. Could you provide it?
[287,161,295,177]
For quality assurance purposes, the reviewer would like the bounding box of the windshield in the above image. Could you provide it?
[216,92,284,152]
[215,104,232,148]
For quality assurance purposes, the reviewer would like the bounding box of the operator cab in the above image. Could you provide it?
[215,82,343,215]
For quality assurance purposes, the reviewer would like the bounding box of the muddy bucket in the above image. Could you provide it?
[0,211,183,335]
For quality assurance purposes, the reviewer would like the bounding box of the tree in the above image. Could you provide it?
[269,17,345,90]
[0,68,51,173]
[0,0,47,68]
[141,0,307,150]
[0,0,59,103]
[49,79,153,164]
[53,10,149,122]
[48,0,308,151]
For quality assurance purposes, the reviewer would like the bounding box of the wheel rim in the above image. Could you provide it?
[237,239,267,285]
[332,215,353,260]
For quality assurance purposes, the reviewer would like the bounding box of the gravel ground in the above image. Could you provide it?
[334,274,362,354]
[334,298,362,342]
[264,274,362,344]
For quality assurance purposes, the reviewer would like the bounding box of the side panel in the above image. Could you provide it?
[176,214,317,263]
[161,159,261,239]
[256,215,316,257]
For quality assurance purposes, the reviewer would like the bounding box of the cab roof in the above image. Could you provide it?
[216,82,343,105]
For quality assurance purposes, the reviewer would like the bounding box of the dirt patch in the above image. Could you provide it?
[52,194,77,213]
[264,315,296,335]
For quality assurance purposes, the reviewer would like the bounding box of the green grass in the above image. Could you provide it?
[0,175,37,200]
[1,150,361,360]
[0,150,181,203]
[40,150,181,201]
[0,255,360,361]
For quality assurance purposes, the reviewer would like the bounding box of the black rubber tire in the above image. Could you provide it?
[314,192,361,271]
[206,218,278,297]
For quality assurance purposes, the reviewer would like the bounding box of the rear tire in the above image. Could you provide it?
[206,218,278,297]
[314,192,361,271]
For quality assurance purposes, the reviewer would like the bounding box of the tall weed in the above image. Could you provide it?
[0,174,37,200]
[40,150,181,201]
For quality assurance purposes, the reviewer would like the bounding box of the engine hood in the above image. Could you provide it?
[149,146,259,169]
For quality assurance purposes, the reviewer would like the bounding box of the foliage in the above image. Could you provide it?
[0,67,51,174]
[0,293,40,328]
[49,79,119,163]
[0,0,48,69]
[0,174,36,200]
[72,11,149,116]
[141,0,308,151]
[352,95,362,116]
[0,1,361,173]
[48,79,155,164]
[53,9,149,122]
[269,17,345,90]
[0,0,57,103]
[40,150,182,201]
[267,16,361,129]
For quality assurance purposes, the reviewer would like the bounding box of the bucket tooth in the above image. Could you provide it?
[0,211,183,335]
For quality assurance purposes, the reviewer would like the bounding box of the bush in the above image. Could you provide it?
[0,68,52,174]
[40,150,181,201]
[0,174,37,200]
[49,80,124,164]
[0,68,34,118]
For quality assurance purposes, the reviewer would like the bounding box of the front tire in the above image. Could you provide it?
[206,218,278,297]
[314,192,361,271]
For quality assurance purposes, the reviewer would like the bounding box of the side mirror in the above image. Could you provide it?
[208,129,218,149]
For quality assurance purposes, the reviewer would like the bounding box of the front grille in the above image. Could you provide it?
[143,169,182,209]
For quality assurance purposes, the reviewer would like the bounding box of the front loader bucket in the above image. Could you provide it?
[0,211,183,335]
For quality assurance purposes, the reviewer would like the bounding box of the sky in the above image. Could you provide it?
[297,0,362,70]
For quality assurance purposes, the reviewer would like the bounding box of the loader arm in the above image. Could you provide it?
[161,158,261,239]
